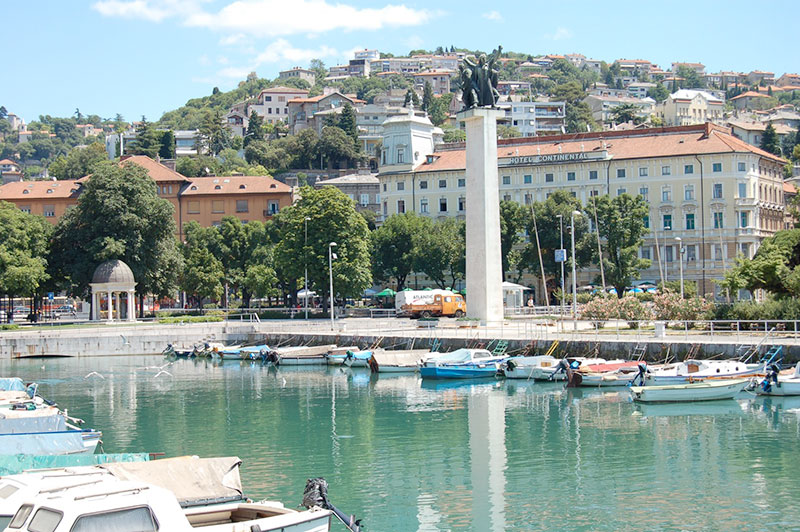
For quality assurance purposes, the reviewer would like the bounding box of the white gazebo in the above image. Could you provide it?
[502,281,531,309]
[89,260,137,322]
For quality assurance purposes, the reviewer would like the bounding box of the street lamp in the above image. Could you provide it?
[304,216,311,320]
[570,210,582,331]
[328,242,337,330]
[675,236,685,299]
[557,214,565,317]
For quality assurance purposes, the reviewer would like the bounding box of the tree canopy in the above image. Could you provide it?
[0,201,52,301]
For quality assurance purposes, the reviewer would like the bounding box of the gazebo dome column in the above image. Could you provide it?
[127,290,136,322]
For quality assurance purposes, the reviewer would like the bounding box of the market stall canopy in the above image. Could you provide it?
[375,288,396,297]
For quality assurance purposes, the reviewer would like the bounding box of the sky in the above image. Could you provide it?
[4,0,799,124]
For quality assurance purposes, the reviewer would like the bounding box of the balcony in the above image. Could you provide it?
[735,197,757,207]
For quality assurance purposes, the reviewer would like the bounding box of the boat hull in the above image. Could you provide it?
[420,366,499,379]
[630,379,749,403]
[277,356,327,366]
[376,364,418,373]
[0,429,101,455]
[754,379,800,396]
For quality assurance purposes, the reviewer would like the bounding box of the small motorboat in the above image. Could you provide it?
[754,362,800,396]
[367,349,431,373]
[273,345,337,365]
[327,349,373,367]
[646,358,766,384]
[419,349,507,379]
[500,355,558,379]
[629,378,750,403]
[529,357,624,381]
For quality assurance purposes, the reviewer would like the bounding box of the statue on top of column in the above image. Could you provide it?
[459,46,502,110]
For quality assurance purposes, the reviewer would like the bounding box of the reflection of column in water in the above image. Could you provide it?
[469,391,506,532]
[416,492,443,531]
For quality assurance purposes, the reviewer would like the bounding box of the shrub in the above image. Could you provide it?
[580,294,617,327]
[712,298,800,321]
[653,289,713,322]
[158,316,223,324]
[0,324,19,331]
[576,292,593,304]
[616,296,653,328]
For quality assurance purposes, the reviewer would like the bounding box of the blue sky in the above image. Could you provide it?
[4,0,798,124]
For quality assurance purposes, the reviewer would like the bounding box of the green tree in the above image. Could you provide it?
[244,111,264,147]
[610,103,641,124]
[499,200,527,281]
[442,126,466,143]
[275,186,371,310]
[404,89,420,108]
[181,245,224,306]
[215,217,277,308]
[675,66,704,89]
[318,126,360,169]
[497,125,522,139]
[729,229,800,297]
[127,117,162,158]
[760,123,781,156]
[371,212,429,290]
[338,102,359,146]
[647,83,670,103]
[48,142,108,180]
[199,109,232,156]
[429,92,452,126]
[159,130,176,159]
[0,201,52,310]
[48,161,182,310]
[590,194,651,297]
[415,218,465,289]
[422,81,434,112]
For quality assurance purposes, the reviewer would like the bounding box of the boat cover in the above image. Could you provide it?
[101,455,244,508]
[0,453,150,475]
[428,349,475,364]
[371,350,430,367]
[0,379,26,392]
[0,411,66,434]
[0,430,100,455]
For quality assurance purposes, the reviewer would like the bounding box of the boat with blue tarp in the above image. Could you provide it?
[419,349,508,379]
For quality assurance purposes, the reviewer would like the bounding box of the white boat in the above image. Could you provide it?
[420,349,507,379]
[529,358,623,381]
[500,355,558,379]
[0,456,334,532]
[754,362,800,396]
[368,349,431,373]
[629,378,750,403]
[274,345,337,365]
[645,358,764,384]
[578,367,642,387]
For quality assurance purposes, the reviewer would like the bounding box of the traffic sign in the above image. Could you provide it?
[555,249,566,263]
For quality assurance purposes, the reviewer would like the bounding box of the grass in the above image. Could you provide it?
[157,316,224,324]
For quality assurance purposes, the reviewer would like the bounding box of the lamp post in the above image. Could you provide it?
[328,242,337,331]
[571,210,581,331]
[304,216,311,320]
[557,214,565,317]
[675,236,685,299]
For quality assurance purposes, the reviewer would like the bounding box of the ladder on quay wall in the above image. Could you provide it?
[631,344,647,361]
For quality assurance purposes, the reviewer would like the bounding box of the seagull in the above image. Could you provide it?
[154,369,172,379]
[84,372,104,379]
[120,335,130,346]
[138,362,173,371]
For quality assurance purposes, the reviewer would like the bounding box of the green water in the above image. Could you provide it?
[3,355,800,531]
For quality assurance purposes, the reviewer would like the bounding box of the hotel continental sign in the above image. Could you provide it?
[378,123,787,297]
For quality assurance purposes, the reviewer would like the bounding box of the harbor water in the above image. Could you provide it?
[4,355,800,531]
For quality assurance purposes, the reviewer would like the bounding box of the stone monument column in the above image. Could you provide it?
[459,107,505,323]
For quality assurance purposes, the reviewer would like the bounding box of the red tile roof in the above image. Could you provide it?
[413,124,786,174]
[730,91,771,101]
[121,156,190,183]
[260,86,310,94]
[0,180,82,200]
[0,159,18,166]
[181,175,291,196]
[784,181,797,194]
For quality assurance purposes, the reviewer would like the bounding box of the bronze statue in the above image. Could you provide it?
[459,46,502,109]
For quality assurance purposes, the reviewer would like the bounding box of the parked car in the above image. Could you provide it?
[54,305,76,317]
[11,306,31,320]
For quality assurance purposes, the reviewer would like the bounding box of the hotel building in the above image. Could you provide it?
[378,122,787,297]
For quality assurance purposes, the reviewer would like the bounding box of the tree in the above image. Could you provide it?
[675,66,704,89]
[590,194,651,297]
[318,126,360,168]
[415,218,465,289]
[404,89,420,108]
[127,117,162,158]
[429,93,452,126]
[648,83,670,103]
[275,186,371,310]
[726,229,800,298]
[337,102,359,147]
[499,201,527,281]
[244,111,264,147]
[610,103,641,124]
[760,123,781,156]
[422,81,434,112]
[442,127,466,143]
[198,109,231,156]
[48,161,182,309]
[215,217,277,308]
[181,246,224,306]
[0,201,52,309]
[159,130,176,159]
[497,125,522,139]
[371,212,429,290]
[48,142,108,180]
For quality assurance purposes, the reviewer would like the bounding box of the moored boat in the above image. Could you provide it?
[754,362,800,396]
[420,349,507,379]
[645,358,766,384]
[367,349,431,373]
[500,355,558,379]
[629,378,750,403]
[273,345,337,365]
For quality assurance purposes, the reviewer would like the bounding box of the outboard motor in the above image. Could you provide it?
[505,359,517,372]
[549,359,569,381]
[760,363,781,393]
[303,477,363,532]
[630,363,648,387]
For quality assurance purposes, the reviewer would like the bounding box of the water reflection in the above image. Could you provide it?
[1,356,799,531]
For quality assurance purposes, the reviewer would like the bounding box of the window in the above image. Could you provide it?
[712,162,722,172]
[397,181,405,191]
[236,200,248,213]
[212,200,224,213]
[590,189,599,197]
[740,211,748,228]
[19,205,31,214]
[713,244,723,261]
[268,201,279,215]
[643,215,649,228]
[187,201,200,214]
[502,175,511,185]
[383,183,387,192]
[27,508,63,532]
[397,148,404,163]
[589,170,598,180]
[545,173,554,182]
[661,166,671,176]
[617,168,626,178]
[458,197,465,211]
[665,245,674,263]
[738,183,747,198]
[684,164,694,174]
[439,179,447,188]
[663,214,672,230]
[617,188,627,196]
[738,162,746,172]
[419,180,428,189]
[360,194,369,206]
[712,183,722,199]
[713,211,723,228]
[685,213,695,230]
[71,507,158,532]
[265,96,272,101]
[524,193,532,205]
[43,205,55,218]
[684,185,694,201]
[457,178,465,187]
[686,245,697,262]
[567,172,576,181]
[641,247,651,260]
[639,187,649,201]
[439,198,447,212]
[524,174,532,184]
[9,505,33,528]
[420,198,429,213]
[639,167,648,177]
[267,107,272,114]
[397,200,405,213]
[661,186,672,202]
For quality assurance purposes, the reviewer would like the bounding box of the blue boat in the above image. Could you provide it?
[419,349,508,379]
